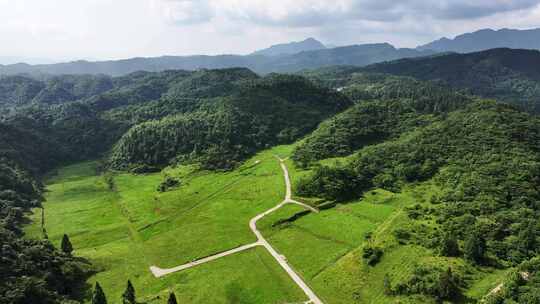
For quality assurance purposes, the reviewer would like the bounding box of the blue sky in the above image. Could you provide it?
[1,0,540,62]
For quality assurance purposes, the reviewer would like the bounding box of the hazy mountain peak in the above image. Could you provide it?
[252,38,326,56]
[417,27,540,53]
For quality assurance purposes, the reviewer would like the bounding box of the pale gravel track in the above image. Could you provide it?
[149,158,323,304]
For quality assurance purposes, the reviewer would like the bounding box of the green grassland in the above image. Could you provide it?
[260,160,508,304]
[26,146,307,303]
[25,144,507,303]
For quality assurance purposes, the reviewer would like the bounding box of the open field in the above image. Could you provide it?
[25,144,507,303]
[26,146,307,303]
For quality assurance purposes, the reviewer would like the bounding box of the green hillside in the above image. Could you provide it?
[362,48,540,113]
[2,65,540,303]
[109,74,351,170]
[294,101,540,302]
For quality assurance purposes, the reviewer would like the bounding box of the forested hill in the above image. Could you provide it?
[1,118,94,303]
[0,74,113,107]
[0,43,435,76]
[109,74,351,170]
[361,48,540,113]
[292,73,474,166]
[0,68,352,302]
[295,99,540,302]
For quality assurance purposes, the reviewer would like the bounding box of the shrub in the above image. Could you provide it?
[362,246,383,266]
[130,164,161,174]
[157,176,181,192]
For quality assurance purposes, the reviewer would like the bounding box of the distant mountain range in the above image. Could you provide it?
[417,28,540,53]
[0,56,59,65]
[252,38,326,56]
[0,43,434,76]
[3,27,540,77]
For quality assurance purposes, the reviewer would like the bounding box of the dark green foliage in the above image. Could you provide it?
[439,233,460,257]
[292,74,472,165]
[158,177,181,193]
[92,282,107,304]
[463,230,486,265]
[518,220,537,254]
[167,292,178,304]
[485,258,540,304]
[0,76,45,107]
[103,173,115,191]
[296,101,540,266]
[61,234,73,255]
[438,268,460,300]
[130,164,161,175]
[383,274,393,295]
[361,246,383,266]
[363,48,540,113]
[0,74,113,107]
[0,160,91,303]
[110,74,351,170]
[296,166,360,202]
[394,265,461,301]
[122,280,136,304]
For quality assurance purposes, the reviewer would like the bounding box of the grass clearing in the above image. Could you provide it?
[26,146,307,303]
[25,143,504,303]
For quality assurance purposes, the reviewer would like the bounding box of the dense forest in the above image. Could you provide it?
[0,124,92,303]
[361,48,540,114]
[110,74,351,170]
[293,73,474,165]
[295,101,540,302]
[2,54,540,303]
[0,69,351,302]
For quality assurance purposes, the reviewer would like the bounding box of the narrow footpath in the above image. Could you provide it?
[149,158,323,304]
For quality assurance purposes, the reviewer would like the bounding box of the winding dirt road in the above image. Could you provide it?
[150,158,323,304]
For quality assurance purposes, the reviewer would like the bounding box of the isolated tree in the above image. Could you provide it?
[438,267,459,300]
[61,234,73,255]
[518,220,537,253]
[464,230,486,264]
[383,274,393,295]
[167,292,178,304]
[92,282,107,304]
[439,233,460,257]
[122,280,136,304]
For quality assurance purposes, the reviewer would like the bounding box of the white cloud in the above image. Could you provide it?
[0,0,539,61]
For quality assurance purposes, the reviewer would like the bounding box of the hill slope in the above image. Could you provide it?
[362,48,540,113]
[110,74,351,170]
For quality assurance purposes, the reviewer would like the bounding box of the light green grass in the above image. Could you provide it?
[25,143,504,303]
[26,147,306,303]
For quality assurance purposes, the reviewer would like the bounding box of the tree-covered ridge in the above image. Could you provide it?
[3,102,124,169]
[0,76,44,107]
[110,74,351,170]
[0,68,263,170]
[102,68,260,124]
[293,74,473,165]
[297,101,540,270]
[362,48,540,113]
[0,141,91,303]
[0,74,114,107]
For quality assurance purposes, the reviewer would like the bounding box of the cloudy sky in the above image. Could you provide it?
[1,0,540,63]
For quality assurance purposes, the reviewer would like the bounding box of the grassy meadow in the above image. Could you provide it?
[26,146,307,303]
[25,144,505,303]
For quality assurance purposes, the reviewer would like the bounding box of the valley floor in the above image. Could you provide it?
[25,145,506,303]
